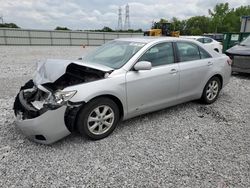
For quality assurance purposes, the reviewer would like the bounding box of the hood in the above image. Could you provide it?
[33,59,113,85]
[226,45,250,56]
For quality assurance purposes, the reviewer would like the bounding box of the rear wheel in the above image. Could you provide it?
[76,97,120,140]
[201,77,221,104]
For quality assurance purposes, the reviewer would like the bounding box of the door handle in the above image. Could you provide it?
[170,69,178,74]
[207,61,213,66]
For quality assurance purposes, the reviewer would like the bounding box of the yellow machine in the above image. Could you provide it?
[171,31,180,37]
[144,22,180,37]
[147,29,162,36]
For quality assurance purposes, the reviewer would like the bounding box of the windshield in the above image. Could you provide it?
[83,40,145,69]
[240,36,250,46]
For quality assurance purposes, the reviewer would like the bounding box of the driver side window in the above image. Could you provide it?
[138,42,174,67]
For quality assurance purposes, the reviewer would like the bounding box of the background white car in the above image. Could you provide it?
[181,36,223,53]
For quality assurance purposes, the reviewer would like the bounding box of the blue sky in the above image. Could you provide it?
[0,0,249,30]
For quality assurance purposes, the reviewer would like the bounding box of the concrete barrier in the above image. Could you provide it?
[0,28,143,46]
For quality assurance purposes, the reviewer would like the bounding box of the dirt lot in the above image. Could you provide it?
[0,46,249,187]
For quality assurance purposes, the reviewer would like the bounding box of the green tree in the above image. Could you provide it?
[0,23,19,28]
[152,18,168,29]
[101,26,113,32]
[208,3,250,32]
[55,26,70,30]
[171,17,187,34]
[185,16,212,35]
[209,3,230,32]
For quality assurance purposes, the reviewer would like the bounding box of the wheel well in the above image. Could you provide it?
[89,95,124,120]
[66,95,124,132]
[212,74,223,88]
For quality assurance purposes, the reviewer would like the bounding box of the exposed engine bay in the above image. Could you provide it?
[43,63,106,90]
[13,62,111,121]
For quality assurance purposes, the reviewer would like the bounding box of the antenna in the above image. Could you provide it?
[117,6,122,30]
[124,4,130,30]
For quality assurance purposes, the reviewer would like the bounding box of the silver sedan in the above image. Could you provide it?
[14,37,232,144]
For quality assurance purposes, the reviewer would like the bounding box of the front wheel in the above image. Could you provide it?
[201,77,221,104]
[76,97,120,140]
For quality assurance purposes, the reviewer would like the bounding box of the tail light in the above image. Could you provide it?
[227,59,232,66]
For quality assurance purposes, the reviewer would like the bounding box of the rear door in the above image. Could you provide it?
[175,41,213,101]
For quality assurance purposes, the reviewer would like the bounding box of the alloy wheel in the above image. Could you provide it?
[87,105,115,135]
[206,80,219,101]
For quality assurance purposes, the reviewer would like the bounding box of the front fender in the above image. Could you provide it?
[64,74,127,115]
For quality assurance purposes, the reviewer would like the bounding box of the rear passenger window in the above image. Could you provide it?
[197,38,204,43]
[176,42,200,62]
[199,47,211,59]
[204,38,213,43]
[139,42,174,67]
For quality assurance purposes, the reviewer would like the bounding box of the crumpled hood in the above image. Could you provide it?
[226,45,250,56]
[33,59,113,85]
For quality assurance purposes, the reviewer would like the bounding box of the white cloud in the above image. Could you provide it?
[0,0,248,30]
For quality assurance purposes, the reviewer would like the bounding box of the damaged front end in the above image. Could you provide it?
[14,82,50,120]
[13,59,113,144]
[14,81,76,120]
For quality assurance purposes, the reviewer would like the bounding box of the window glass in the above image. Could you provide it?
[94,45,126,58]
[83,41,145,69]
[240,35,250,46]
[204,38,213,43]
[176,42,201,62]
[199,47,211,59]
[138,42,174,66]
[197,38,204,43]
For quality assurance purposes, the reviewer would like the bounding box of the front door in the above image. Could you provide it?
[125,42,179,117]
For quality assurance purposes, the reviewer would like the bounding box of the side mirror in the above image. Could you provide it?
[134,61,152,71]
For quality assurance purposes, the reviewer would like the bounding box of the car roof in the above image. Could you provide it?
[115,37,195,44]
[180,36,204,39]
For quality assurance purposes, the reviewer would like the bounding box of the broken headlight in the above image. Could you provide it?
[45,90,77,109]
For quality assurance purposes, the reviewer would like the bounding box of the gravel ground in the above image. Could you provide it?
[0,46,249,188]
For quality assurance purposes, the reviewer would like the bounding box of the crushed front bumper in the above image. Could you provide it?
[14,82,71,144]
[15,106,71,144]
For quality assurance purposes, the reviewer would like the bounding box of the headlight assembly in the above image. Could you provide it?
[45,90,77,109]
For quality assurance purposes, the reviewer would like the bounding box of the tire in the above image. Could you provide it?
[201,77,221,104]
[76,97,120,140]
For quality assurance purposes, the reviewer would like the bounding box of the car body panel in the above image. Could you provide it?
[226,37,250,73]
[34,59,113,85]
[15,106,70,144]
[178,58,212,101]
[125,63,179,119]
[226,45,250,56]
[65,70,128,117]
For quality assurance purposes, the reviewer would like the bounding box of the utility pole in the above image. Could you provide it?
[0,15,3,24]
[124,4,130,30]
